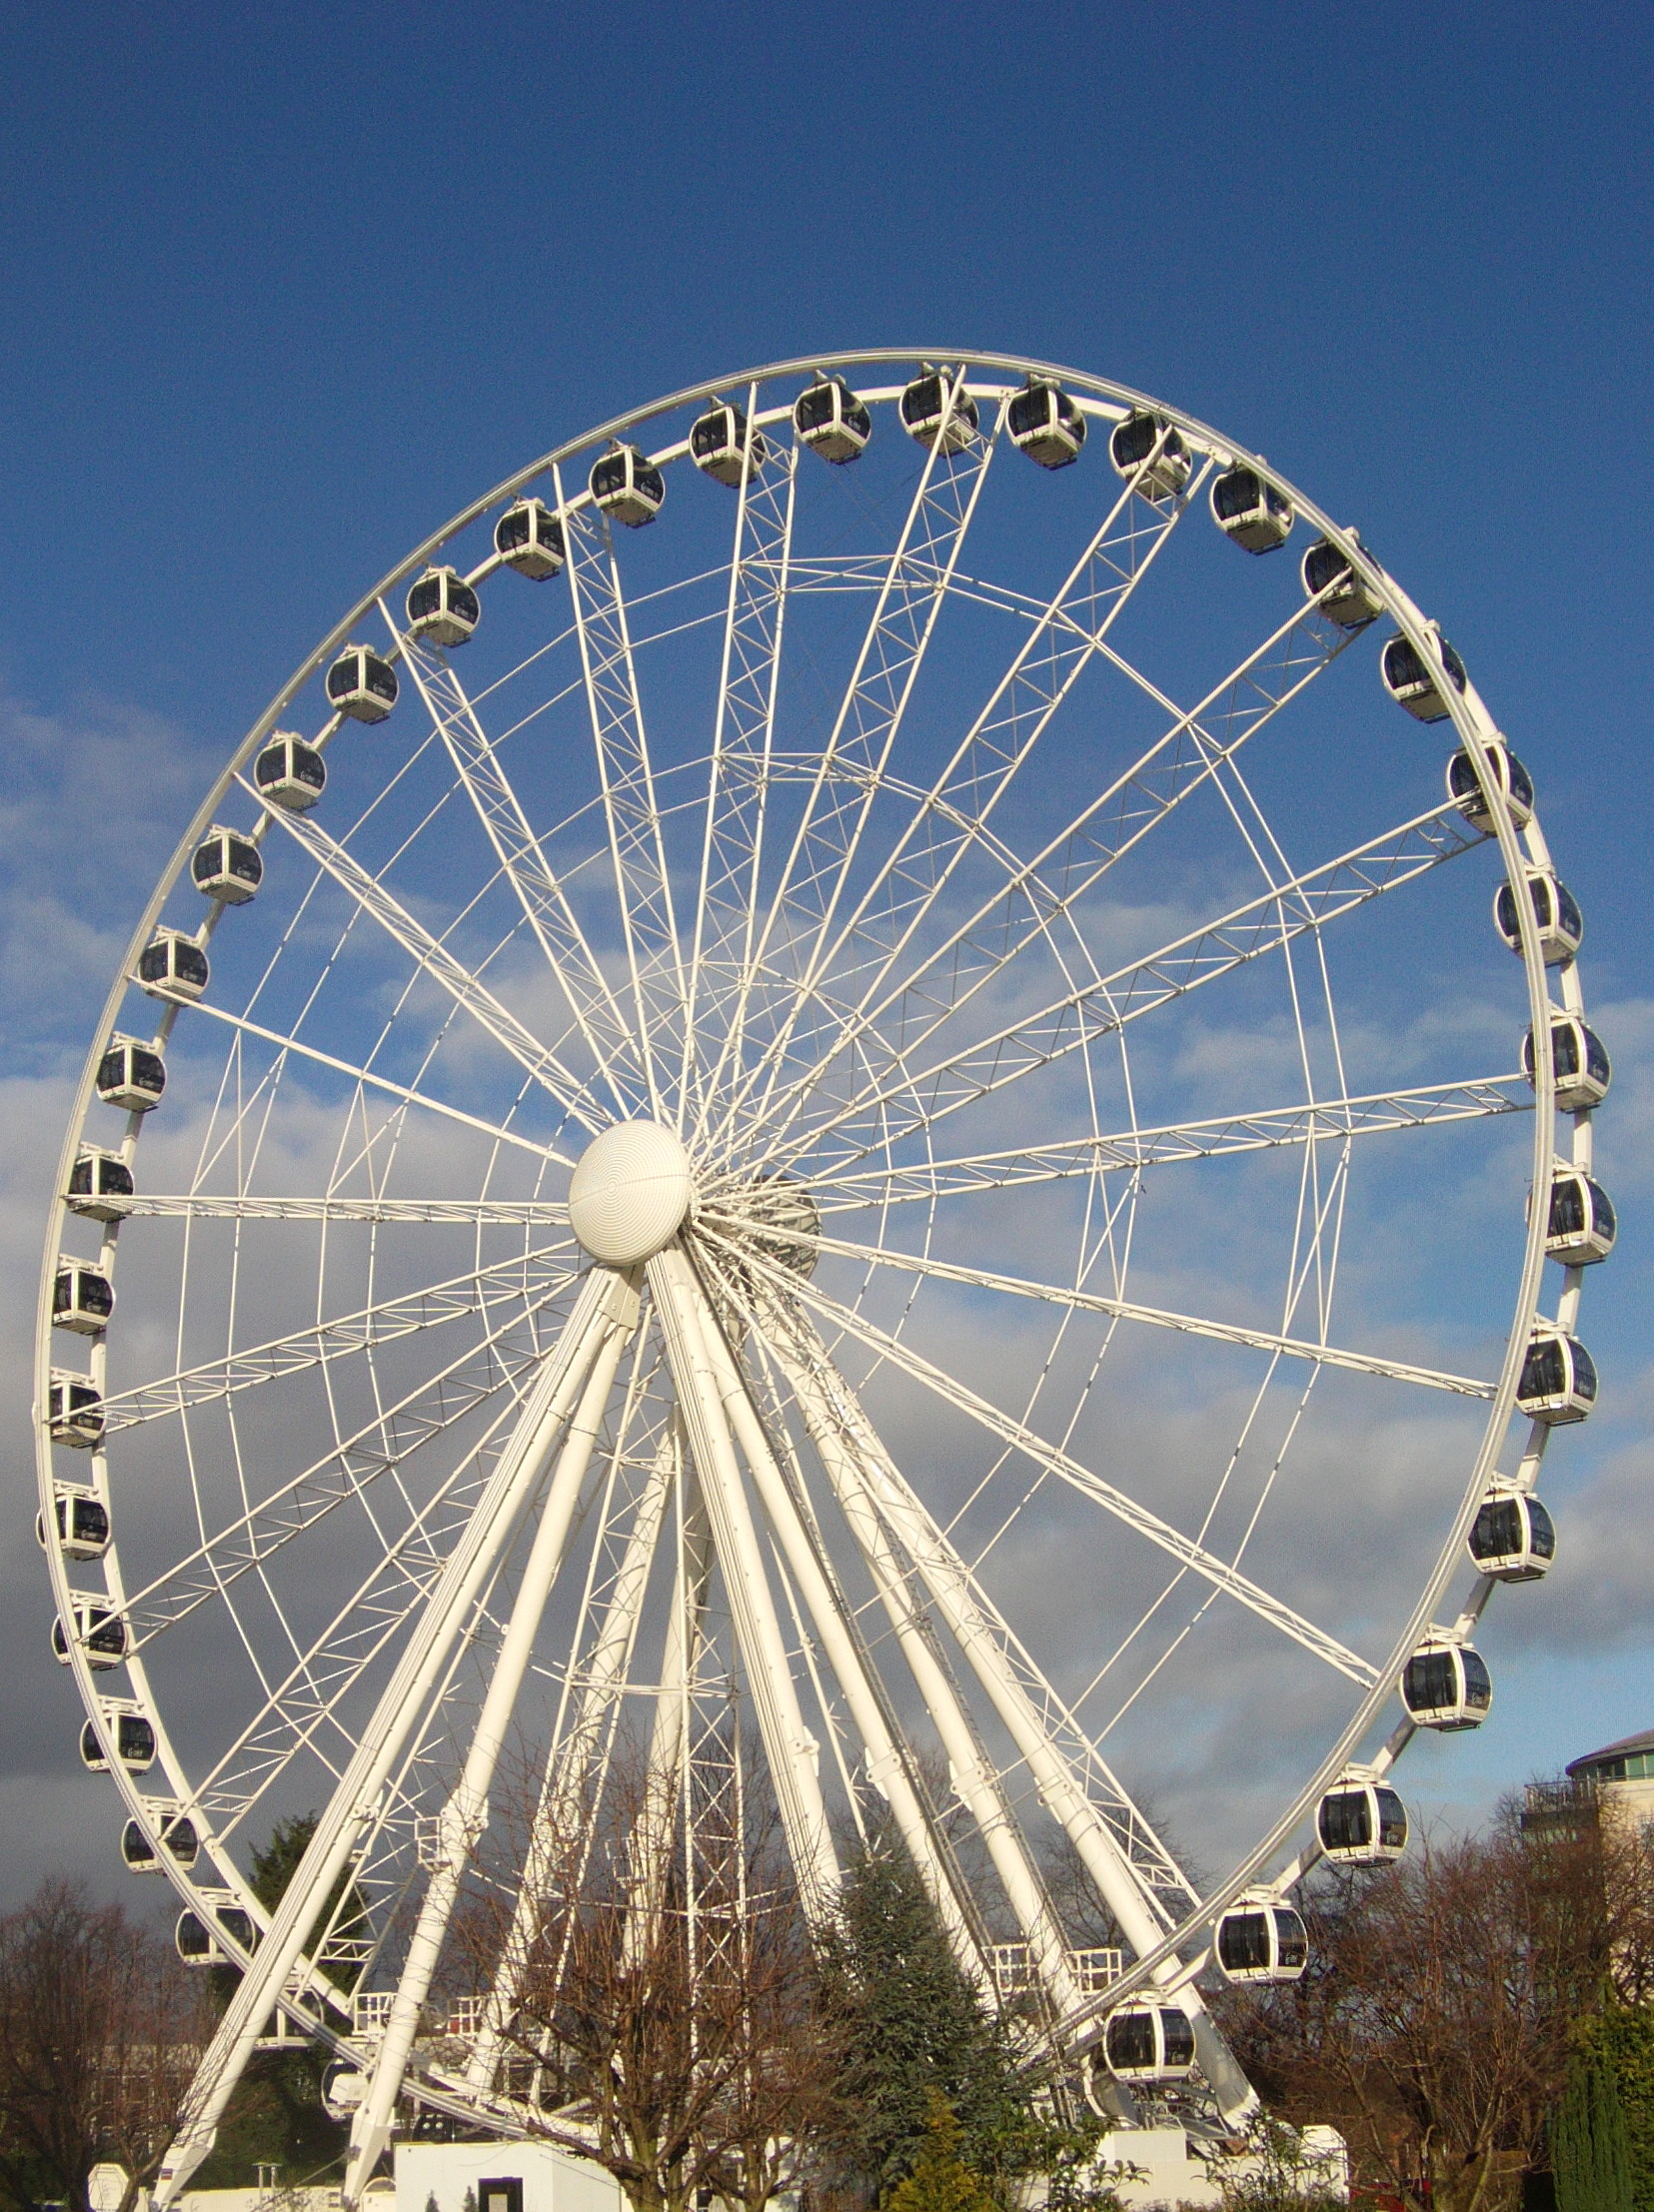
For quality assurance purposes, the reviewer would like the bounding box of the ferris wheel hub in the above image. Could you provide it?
[568,1119,695,1264]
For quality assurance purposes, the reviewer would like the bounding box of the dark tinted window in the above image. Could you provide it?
[497,505,531,551]
[796,385,835,432]
[1472,1497,1523,1560]
[1376,1788,1408,1849]
[178,943,210,985]
[118,1714,155,1762]
[133,1049,165,1092]
[1384,637,1428,691]
[592,456,627,498]
[1008,388,1050,440]
[1161,2011,1195,2067]
[453,584,480,625]
[408,577,442,620]
[327,655,359,700]
[1528,1499,1557,1559]
[1587,1179,1616,1240]
[1571,1343,1598,1399]
[122,1821,157,1864]
[177,1912,211,1956]
[367,659,398,701]
[71,1498,109,1546]
[230,842,262,884]
[1213,467,1259,521]
[1274,1909,1308,1971]
[1217,1911,1270,1972]
[1105,2012,1156,2070]
[1520,1338,1566,1401]
[1460,1651,1492,1707]
[1305,541,1350,595]
[1584,1028,1610,1084]
[1558,885,1583,940]
[902,375,943,425]
[1404,1649,1459,1711]
[164,1817,198,1863]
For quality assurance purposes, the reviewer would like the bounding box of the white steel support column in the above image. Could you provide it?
[781,1318,1255,2118]
[465,1430,677,2093]
[624,1453,712,1963]
[769,1320,1081,2020]
[152,1267,640,2210]
[687,1279,988,1983]
[343,1289,641,2200]
[647,1245,840,1920]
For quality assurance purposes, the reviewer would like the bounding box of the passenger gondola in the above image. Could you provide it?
[1540,1163,1616,1266]
[53,1257,114,1335]
[1494,869,1583,966]
[405,566,481,647]
[254,732,327,811]
[326,644,400,722]
[1101,2003,1197,2082]
[322,2065,368,2123]
[1007,379,1087,469]
[96,1034,166,1113]
[899,369,979,455]
[1210,464,1293,553]
[1108,411,1192,498]
[1215,1893,1308,1983]
[591,443,665,527]
[794,374,872,463]
[66,1146,134,1220]
[495,498,566,577]
[1316,1770,1407,1862]
[39,1488,110,1559]
[121,1810,198,1872]
[1521,1015,1611,1112]
[1516,1325,1598,1424]
[1469,1490,1555,1582]
[137,929,210,1002]
[177,1896,257,1964]
[1381,628,1468,722]
[53,1599,127,1670]
[691,401,768,486]
[1301,534,1383,627]
[1447,740,1533,831]
[48,1370,105,1448]
[192,826,263,905]
[1401,1637,1492,1730]
[80,1704,156,1773]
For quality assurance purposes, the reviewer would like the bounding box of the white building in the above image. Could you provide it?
[394,2140,622,2212]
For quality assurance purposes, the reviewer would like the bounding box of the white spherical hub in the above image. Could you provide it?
[568,1120,695,1266]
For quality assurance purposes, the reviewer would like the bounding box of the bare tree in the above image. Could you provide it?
[1216,1792,1654,2212]
[0,1880,211,2212]
[454,1733,842,2212]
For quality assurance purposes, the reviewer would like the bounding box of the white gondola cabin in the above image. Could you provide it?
[48,1370,105,1448]
[899,369,978,456]
[691,402,768,486]
[1215,1894,1308,1984]
[80,1703,156,1773]
[323,2065,368,2123]
[39,1487,110,1560]
[53,1599,127,1670]
[192,826,263,904]
[1516,1325,1598,1424]
[66,1146,134,1220]
[1402,1638,1492,1730]
[405,566,481,647]
[495,498,566,577]
[177,1895,257,1964]
[1007,380,1086,469]
[1494,869,1583,966]
[137,928,210,1002]
[254,732,327,811]
[97,1034,166,1113]
[326,644,400,722]
[122,1810,199,1873]
[1447,741,1534,832]
[1381,629,1468,722]
[1316,1772,1407,1862]
[1302,535,1383,627]
[1108,411,1192,498]
[1469,1491,1556,1582]
[591,443,665,527]
[54,1258,114,1335]
[1540,1163,1617,1266]
[794,375,871,463]
[1210,465,1293,553]
[1522,1015,1611,1112]
[1101,2003,1197,2082]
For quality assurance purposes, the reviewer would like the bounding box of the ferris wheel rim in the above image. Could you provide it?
[37,351,1584,2121]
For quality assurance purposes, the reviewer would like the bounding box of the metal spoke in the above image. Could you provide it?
[125,1194,568,1224]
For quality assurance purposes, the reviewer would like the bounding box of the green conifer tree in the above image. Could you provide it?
[885,2098,999,2212]
[1582,2008,1654,2212]
[1555,2048,1635,2212]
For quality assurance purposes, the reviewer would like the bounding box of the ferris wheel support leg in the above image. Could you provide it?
[464,1428,678,2095]
[767,1318,1080,2019]
[343,1287,642,2205]
[648,1244,841,1922]
[151,1267,640,2212]
[689,1278,991,1986]
[784,1316,1258,2123]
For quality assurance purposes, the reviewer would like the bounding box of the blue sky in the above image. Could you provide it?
[1,1,1650,1907]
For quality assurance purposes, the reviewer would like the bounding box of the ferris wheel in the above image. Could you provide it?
[36,351,1610,2200]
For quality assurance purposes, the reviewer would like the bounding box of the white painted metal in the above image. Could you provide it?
[39,353,1596,2192]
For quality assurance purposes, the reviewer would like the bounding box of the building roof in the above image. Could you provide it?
[1567,1725,1654,1777]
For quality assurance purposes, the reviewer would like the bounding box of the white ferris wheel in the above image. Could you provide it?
[36,352,1611,2200]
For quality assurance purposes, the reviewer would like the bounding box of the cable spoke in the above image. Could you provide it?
[390,619,642,1119]
[126,1194,568,1224]
[808,1076,1532,1211]
[248,784,607,1133]
[554,464,689,1117]
[716,1234,1381,1685]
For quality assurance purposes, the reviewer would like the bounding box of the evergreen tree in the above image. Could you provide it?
[1582,2008,1654,2212]
[884,2098,998,2212]
[1554,2048,1635,2212]
[814,1837,1034,2199]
